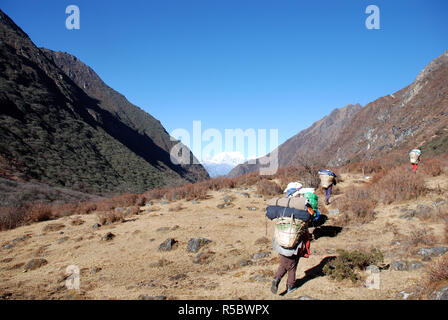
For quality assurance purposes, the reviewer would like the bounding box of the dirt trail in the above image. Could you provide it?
[0,172,446,300]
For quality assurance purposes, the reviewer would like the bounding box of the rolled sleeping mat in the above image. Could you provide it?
[267,197,308,210]
[266,205,311,222]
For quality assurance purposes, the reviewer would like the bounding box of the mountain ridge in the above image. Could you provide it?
[229,50,448,177]
[0,9,209,197]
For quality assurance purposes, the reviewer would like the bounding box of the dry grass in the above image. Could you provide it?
[335,187,376,225]
[414,256,448,299]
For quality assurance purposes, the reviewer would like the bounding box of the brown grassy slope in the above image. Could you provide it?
[0,165,446,300]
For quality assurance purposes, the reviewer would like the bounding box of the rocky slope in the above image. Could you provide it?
[229,50,448,176]
[0,10,208,196]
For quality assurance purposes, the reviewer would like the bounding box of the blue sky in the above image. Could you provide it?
[2,0,447,159]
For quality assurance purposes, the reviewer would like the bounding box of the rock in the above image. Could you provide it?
[171,225,180,231]
[407,261,423,271]
[247,207,257,211]
[187,238,211,253]
[3,243,14,250]
[192,200,200,204]
[416,247,448,257]
[415,204,432,218]
[240,192,250,198]
[296,296,318,300]
[399,210,416,220]
[91,267,102,275]
[254,237,270,246]
[158,238,177,251]
[433,200,446,208]
[138,295,167,300]
[43,223,65,232]
[396,290,414,300]
[392,261,407,271]
[430,286,448,300]
[12,236,28,244]
[252,252,271,260]
[328,209,339,215]
[253,194,263,198]
[24,258,48,272]
[217,204,225,209]
[115,207,125,213]
[193,250,215,264]
[159,200,169,205]
[156,227,170,232]
[249,274,270,283]
[238,259,252,267]
[169,273,187,281]
[102,232,115,241]
[58,237,69,244]
[92,223,101,230]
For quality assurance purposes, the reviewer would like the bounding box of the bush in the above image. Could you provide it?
[373,165,426,204]
[335,187,376,225]
[414,256,448,299]
[256,180,282,196]
[323,248,384,283]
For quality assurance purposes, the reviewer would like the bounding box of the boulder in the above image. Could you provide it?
[187,238,211,253]
[102,232,115,241]
[416,247,448,257]
[252,252,271,260]
[24,258,48,272]
[430,286,448,300]
[392,261,407,271]
[158,238,177,251]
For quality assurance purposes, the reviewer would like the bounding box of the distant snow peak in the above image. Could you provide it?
[202,152,247,177]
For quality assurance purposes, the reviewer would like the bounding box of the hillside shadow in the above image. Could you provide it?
[279,256,336,296]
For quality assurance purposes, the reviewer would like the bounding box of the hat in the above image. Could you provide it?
[283,182,303,193]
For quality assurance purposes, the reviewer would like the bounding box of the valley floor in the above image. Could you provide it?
[0,172,447,300]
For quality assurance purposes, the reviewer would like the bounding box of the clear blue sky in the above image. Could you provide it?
[2,0,447,159]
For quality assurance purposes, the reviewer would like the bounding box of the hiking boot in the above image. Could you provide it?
[286,285,298,294]
[271,278,280,294]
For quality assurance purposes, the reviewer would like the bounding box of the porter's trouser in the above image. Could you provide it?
[274,254,300,288]
[324,184,333,204]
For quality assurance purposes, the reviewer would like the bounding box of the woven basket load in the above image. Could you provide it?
[319,173,334,188]
[274,215,307,248]
[409,150,421,164]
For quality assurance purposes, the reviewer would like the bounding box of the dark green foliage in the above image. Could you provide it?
[323,249,384,283]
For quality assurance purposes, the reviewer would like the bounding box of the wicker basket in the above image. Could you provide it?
[274,216,306,248]
[319,174,334,188]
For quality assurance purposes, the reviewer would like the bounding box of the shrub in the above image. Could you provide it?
[335,187,376,225]
[421,158,442,177]
[373,165,426,204]
[414,256,448,299]
[323,248,384,283]
[256,180,282,196]
[97,210,124,225]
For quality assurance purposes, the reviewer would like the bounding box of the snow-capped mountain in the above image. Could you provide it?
[202,152,247,178]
